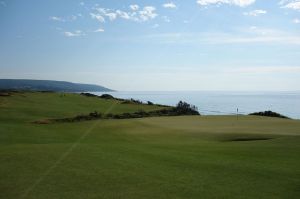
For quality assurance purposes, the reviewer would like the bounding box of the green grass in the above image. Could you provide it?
[0,92,300,199]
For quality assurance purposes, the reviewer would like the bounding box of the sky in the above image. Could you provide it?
[0,0,300,91]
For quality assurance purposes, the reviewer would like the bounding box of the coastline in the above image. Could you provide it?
[91,91,300,119]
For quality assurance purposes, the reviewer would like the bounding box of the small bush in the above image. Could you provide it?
[80,93,98,97]
[249,111,289,119]
[173,101,199,115]
[147,101,154,105]
[99,94,114,99]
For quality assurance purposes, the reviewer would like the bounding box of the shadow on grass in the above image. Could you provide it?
[226,137,273,142]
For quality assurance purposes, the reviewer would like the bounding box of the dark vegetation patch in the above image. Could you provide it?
[147,101,154,105]
[80,92,100,98]
[228,137,273,142]
[0,90,29,95]
[80,92,169,107]
[121,99,143,105]
[0,90,50,97]
[0,90,17,96]
[0,92,11,97]
[249,111,290,119]
[99,94,115,99]
[36,101,200,124]
[33,119,52,124]
[40,90,55,93]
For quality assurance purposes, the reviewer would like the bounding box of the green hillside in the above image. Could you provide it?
[0,92,299,199]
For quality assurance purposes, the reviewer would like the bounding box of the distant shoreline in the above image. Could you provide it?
[91,91,300,119]
[0,79,113,92]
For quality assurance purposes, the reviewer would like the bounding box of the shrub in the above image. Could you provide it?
[89,111,102,118]
[147,101,154,105]
[99,94,114,99]
[80,93,98,97]
[173,101,199,115]
[249,111,289,119]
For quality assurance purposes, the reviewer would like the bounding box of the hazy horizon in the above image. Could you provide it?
[1,0,300,91]
[2,78,300,92]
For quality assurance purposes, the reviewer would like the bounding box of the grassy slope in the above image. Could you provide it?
[0,92,300,199]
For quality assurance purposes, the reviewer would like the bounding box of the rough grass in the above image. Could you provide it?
[0,92,300,199]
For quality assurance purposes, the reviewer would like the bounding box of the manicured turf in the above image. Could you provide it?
[0,92,300,199]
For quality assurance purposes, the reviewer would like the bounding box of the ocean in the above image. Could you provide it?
[92,91,300,119]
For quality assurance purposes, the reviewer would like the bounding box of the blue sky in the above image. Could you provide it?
[0,0,300,91]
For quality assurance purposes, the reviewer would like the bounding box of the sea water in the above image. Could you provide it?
[92,91,300,119]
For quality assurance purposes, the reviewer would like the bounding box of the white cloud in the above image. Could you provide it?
[280,0,300,10]
[79,2,84,6]
[64,30,83,37]
[94,28,104,33]
[49,15,78,22]
[130,4,139,11]
[163,2,177,9]
[105,12,117,21]
[49,16,65,22]
[243,9,267,16]
[90,13,105,22]
[116,10,131,20]
[282,0,300,10]
[139,6,158,21]
[90,5,157,23]
[94,7,109,14]
[279,0,289,5]
[196,0,256,7]
[293,18,300,23]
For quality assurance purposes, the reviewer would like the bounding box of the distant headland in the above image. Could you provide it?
[0,79,113,92]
